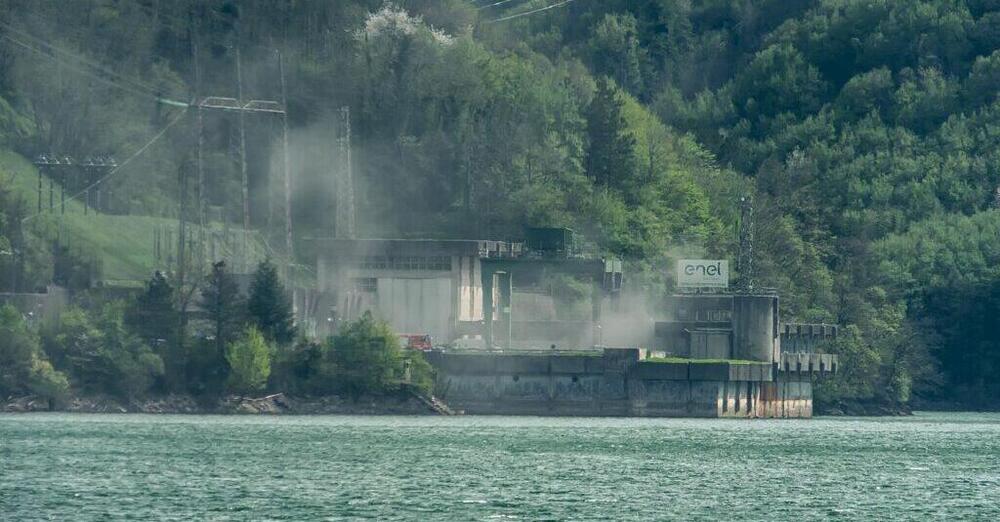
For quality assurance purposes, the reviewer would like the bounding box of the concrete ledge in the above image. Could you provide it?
[635,362,689,380]
[496,355,549,374]
[550,356,592,374]
[689,362,730,381]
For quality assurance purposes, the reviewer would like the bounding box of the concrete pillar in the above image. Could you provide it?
[592,277,602,346]
[481,267,494,348]
[498,271,512,350]
[732,295,776,362]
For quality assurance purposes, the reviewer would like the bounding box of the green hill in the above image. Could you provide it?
[1,150,271,282]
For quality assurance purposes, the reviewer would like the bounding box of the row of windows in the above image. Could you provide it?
[357,256,452,271]
[675,309,732,322]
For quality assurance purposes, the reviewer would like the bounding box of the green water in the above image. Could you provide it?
[2,413,999,520]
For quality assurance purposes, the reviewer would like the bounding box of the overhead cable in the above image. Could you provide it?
[478,0,527,9]
[0,23,189,107]
[485,0,578,23]
[22,107,190,224]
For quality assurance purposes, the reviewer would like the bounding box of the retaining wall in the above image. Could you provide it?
[427,348,828,418]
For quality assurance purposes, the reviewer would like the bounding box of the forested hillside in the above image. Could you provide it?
[1,0,998,409]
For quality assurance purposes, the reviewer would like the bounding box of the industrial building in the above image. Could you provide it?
[309,224,839,418]
[310,228,623,346]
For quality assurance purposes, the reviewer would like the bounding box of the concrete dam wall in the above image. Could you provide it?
[427,348,834,418]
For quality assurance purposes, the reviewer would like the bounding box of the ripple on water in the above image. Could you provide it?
[1,412,999,520]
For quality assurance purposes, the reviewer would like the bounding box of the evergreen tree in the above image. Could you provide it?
[200,261,245,357]
[586,77,637,191]
[127,271,182,390]
[129,271,176,344]
[247,259,296,346]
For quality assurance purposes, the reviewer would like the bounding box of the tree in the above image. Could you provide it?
[201,261,245,356]
[329,311,404,396]
[0,304,69,404]
[225,325,272,395]
[127,271,184,390]
[589,14,644,96]
[585,77,637,191]
[129,271,176,344]
[41,303,162,400]
[247,259,295,346]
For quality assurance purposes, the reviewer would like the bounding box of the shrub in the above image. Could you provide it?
[225,325,272,395]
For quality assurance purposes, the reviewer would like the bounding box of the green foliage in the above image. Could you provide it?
[403,350,435,396]
[42,302,163,400]
[247,259,295,346]
[328,312,404,396]
[269,338,332,395]
[814,326,882,403]
[201,261,245,355]
[225,325,272,395]
[0,304,68,403]
[586,77,637,191]
[0,0,998,409]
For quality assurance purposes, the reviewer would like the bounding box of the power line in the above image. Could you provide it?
[478,0,527,9]
[0,25,189,107]
[22,106,190,224]
[0,17,186,93]
[485,0,579,23]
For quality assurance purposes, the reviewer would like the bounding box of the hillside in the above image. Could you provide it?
[1,150,270,283]
[0,0,998,408]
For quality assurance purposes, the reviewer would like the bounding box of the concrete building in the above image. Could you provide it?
[311,229,624,347]
[429,290,839,418]
[312,238,505,341]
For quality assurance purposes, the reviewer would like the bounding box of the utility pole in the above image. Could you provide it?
[336,106,356,239]
[235,39,250,273]
[193,19,206,271]
[177,158,188,292]
[278,50,294,277]
[737,195,754,293]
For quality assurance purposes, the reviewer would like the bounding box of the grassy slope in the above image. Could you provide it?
[1,150,271,281]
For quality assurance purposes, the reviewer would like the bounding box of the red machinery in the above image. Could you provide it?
[399,334,433,351]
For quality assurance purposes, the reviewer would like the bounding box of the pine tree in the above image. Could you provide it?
[200,261,245,356]
[128,271,183,390]
[247,259,296,346]
[129,271,175,345]
[585,77,637,191]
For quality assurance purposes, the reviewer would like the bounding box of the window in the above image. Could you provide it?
[353,277,377,292]
[358,256,450,271]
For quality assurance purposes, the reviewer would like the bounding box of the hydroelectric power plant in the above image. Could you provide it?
[309,226,838,419]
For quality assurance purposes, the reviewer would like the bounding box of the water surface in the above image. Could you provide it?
[2,412,999,520]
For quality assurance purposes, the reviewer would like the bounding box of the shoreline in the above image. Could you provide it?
[8,394,989,417]
[2,393,438,416]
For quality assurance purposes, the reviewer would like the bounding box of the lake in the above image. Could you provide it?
[2,412,998,520]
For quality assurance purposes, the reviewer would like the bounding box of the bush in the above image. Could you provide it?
[0,304,69,404]
[329,312,404,396]
[225,325,272,395]
[28,358,69,405]
[42,303,163,400]
[404,350,435,396]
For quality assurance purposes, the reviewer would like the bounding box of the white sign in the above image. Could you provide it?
[677,259,729,288]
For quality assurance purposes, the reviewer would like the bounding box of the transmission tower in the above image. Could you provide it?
[737,195,754,292]
[336,106,356,239]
